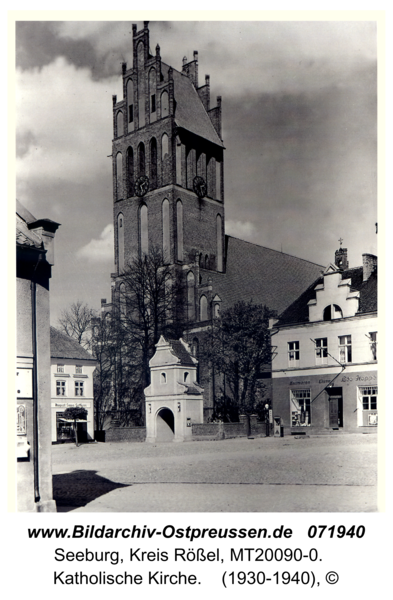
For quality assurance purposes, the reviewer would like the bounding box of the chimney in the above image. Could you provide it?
[362,253,377,281]
[335,247,348,270]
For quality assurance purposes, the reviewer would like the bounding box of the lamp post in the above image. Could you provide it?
[265,402,270,437]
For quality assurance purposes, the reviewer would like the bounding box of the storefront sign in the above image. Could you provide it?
[289,380,310,385]
[341,375,377,383]
[52,402,91,408]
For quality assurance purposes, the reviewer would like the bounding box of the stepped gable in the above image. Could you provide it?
[208,236,324,315]
[276,265,377,326]
[169,66,224,147]
[50,327,95,361]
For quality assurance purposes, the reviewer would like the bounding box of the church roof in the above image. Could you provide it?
[275,266,377,326]
[50,327,95,362]
[161,62,223,147]
[208,236,324,315]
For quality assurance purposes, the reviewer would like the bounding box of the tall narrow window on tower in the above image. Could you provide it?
[118,213,125,272]
[176,200,184,262]
[149,68,156,123]
[200,295,208,321]
[127,79,134,131]
[116,111,123,138]
[216,160,221,200]
[150,138,157,189]
[161,90,169,118]
[126,147,134,197]
[137,41,145,128]
[140,204,148,256]
[116,152,123,200]
[187,272,195,320]
[162,199,170,263]
[161,133,169,185]
[207,157,216,198]
[216,214,223,272]
[138,142,145,177]
[176,137,182,185]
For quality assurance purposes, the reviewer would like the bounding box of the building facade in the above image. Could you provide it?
[106,22,324,420]
[50,327,96,443]
[270,250,377,433]
[16,200,60,512]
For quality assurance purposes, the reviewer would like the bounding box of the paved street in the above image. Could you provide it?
[52,433,378,512]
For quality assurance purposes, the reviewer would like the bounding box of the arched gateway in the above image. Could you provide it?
[144,337,204,442]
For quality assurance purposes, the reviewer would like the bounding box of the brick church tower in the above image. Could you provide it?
[111,22,225,320]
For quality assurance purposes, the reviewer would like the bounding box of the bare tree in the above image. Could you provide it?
[206,300,275,422]
[57,300,94,349]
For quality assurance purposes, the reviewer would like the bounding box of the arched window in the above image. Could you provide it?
[207,156,216,198]
[205,254,209,269]
[116,111,123,137]
[137,142,145,177]
[150,138,157,189]
[162,199,170,263]
[119,282,126,318]
[192,337,200,381]
[176,200,183,262]
[186,148,196,189]
[126,147,134,197]
[162,133,169,159]
[161,90,169,117]
[216,214,223,271]
[176,136,182,185]
[187,271,195,321]
[137,42,145,127]
[216,160,221,200]
[214,303,220,318]
[200,295,208,321]
[116,152,123,200]
[149,68,156,123]
[323,304,343,321]
[117,213,124,272]
[127,79,134,130]
[160,372,167,384]
[184,372,189,383]
[140,204,148,256]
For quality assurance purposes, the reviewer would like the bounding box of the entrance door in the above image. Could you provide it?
[327,388,343,428]
[156,408,175,442]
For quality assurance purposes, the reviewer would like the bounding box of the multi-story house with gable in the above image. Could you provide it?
[270,248,377,433]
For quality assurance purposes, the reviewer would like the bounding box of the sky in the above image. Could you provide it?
[14,19,378,325]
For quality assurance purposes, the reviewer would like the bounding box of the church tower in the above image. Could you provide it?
[111,22,225,315]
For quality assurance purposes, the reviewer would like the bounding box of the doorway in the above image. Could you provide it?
[156,408,175,441]
[327,388,343,428]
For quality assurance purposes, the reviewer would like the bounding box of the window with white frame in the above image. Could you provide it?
[75,381,84,396]
[288,341,300,366]
[75,366,82,374]
[57,364,64,373]
[290,389,311,426]
[358,386,378,426]
[338,335,352,363]
[56,381,66,396]
[369,332,377,360]
[315,338,328,365]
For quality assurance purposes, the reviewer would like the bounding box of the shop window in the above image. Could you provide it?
[57,364,64,373]
[75,381,84,396]
[338,335,352,363]
[288,341,300,366]
[56,412,74,442]
[358,386,378,426]
[75,366,82,374]
[369,332,377,360]
[315,338,328,365]
[56,381,66,396]
[290,389,311,427]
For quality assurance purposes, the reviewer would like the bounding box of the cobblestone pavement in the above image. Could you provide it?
[52,433,379,512]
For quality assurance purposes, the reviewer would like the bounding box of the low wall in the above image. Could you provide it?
[191,421,266,439]
[99,427,147,443]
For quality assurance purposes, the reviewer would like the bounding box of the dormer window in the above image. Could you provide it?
[323,304,343,321]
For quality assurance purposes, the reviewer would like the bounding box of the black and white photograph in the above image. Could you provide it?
[15,17,379,516]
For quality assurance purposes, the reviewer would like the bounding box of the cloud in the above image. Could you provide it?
[76,224,114,262]
[225,219,258,242]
